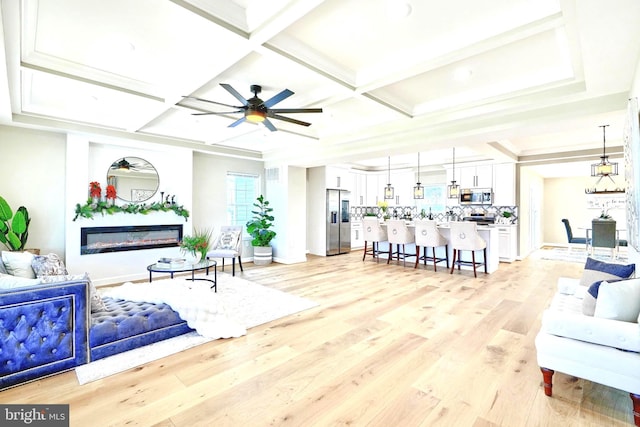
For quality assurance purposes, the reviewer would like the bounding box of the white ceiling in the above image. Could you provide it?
[1,0,639,177]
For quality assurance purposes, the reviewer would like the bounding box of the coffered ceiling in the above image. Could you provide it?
[1,0,639,175]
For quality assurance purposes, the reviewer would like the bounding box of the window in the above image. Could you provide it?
[226,173,259,226]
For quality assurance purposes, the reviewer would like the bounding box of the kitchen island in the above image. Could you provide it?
[375,222,500,274]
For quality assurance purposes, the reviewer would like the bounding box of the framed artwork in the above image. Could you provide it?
[624,97,640,250]
[131,189,155,202]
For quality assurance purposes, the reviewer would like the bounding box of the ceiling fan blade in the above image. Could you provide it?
[191,110,243,116]
[228,116,247,128]
[263,89,294,108]
[182,96,242,110]
[220,83,248,106]
[270,108,323,114]
[263,118,277,132]
[268,113,312,127]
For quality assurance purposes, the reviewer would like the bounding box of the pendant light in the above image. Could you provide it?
[413,152,424,199]
[384,156,394,199]
[591,124,618,184]
[447,147,460,199]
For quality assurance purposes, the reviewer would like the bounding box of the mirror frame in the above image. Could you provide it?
[107,156,160,203]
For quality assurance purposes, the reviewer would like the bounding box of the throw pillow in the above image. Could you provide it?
[39,272,107,312]
[594,278,640,322]
[0,273,41,289]
[582,278,624,316]
[215,230,239,250]
[1,251,36,278]
[580,258,635,316]
[31,253,69,278]
[0,258,7,275]
[578,257,635,288]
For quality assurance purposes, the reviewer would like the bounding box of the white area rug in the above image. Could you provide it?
[75,273,318,385]
[534,247,628,264]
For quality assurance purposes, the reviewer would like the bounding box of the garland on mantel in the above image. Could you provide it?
[73,199,190,221]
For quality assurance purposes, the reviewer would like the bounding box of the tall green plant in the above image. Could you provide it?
[246,195,276,247]
[0,196,30,251]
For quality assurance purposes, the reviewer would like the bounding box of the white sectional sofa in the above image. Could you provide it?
[535,258,640,426]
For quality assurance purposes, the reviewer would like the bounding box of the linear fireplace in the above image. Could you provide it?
[80,225,183,255]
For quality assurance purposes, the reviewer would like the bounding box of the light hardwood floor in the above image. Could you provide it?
[2,250,635,426]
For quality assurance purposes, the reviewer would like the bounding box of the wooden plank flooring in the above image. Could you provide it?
[1,250,636,426]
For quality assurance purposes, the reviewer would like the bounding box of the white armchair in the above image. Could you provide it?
[535,265,640,426]
[206,226,243,276]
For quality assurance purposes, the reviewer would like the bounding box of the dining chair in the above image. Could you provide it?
[561,218,587,252]
[449,221,487,278]
[386,219,415,267]
[413,219,449,271]
[589,219,618,258]
[362,217,388,262]
[206,225,243,276]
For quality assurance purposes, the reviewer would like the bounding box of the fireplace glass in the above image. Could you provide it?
[81,225,182,255]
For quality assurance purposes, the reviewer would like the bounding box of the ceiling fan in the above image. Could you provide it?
[183,83,322,131]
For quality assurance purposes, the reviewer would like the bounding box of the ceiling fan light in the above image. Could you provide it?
[246,110,266,123]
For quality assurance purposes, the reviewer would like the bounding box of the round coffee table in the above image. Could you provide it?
[147,258,217,292]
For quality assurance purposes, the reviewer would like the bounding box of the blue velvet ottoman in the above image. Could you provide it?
[89,297,194,361]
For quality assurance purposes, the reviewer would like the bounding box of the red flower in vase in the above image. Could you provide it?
[106,185,117,200]
[89,181,102,198]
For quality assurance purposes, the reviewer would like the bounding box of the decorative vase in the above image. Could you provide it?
[185,252,202,265]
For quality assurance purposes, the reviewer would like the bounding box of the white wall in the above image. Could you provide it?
[192,151,264,261]
[306,167,326,256]
[268,165,307,264]
[543,175,627,245]
[65,134,193,285]
[0,125,66,255]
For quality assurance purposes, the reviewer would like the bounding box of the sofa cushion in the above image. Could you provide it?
[0,258,7,275]
[31,253,68,277]
[594,278,640,322]
[0,273,42,289]
[1,251,36,278]
[579,257,635,316]
[542,289,640,352]
[40,273,107,313]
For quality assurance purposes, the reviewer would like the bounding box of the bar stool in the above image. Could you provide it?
[414,219,449,271]
[362,217,388,262]
[386,219,415,267]
[449,221,487,278]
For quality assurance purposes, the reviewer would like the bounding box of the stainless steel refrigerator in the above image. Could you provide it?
[326,189,351,255]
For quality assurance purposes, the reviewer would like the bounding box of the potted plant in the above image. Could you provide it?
[246,195,276,265]
[0,196,30,251]
[179,227,212,264]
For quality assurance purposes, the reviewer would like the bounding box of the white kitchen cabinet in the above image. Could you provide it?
[326,166,352,190]
[497,224,517,262]
[351,172,367,206]
[459,165,493,188]
[392,170,415,206]
[351,221,364,249]
[365,173,384,206]
[492,163,516,205]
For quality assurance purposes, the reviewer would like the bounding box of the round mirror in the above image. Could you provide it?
[107,157,159,203]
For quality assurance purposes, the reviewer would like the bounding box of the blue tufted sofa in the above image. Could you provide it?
[1,278,193,390]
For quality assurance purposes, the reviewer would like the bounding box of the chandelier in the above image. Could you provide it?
[447,147,460,199]
[413,152,424,199]
[384,156,394,199]
[591,124,618,184]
